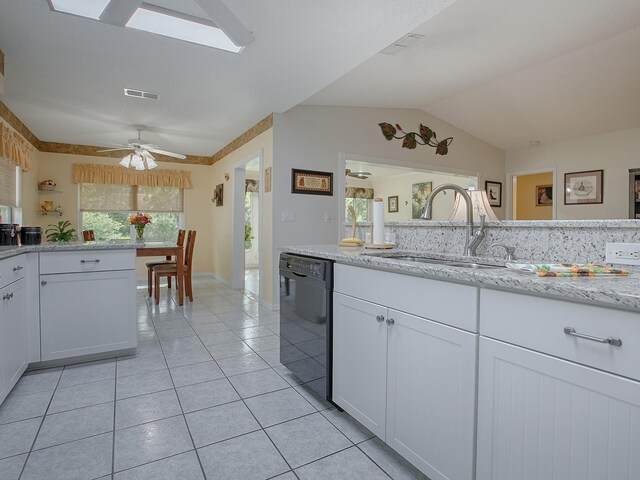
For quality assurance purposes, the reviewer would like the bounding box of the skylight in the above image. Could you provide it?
[48,0,111,20]
[127,6,242,53]
[48,0,243,53]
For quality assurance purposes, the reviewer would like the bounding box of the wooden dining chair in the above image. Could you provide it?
[145,229,186,297]
[82,230,95,241]
[153,230,196,305]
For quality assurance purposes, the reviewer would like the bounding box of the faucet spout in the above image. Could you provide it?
[421,184,476,255]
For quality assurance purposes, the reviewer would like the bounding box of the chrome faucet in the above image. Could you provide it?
[491,243,516,261]
[421,184,486,256]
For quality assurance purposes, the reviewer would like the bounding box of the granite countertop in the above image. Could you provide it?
[282,245,640,312]
[0,241,139,261]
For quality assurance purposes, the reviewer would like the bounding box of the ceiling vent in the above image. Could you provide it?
[123,88,159,100]
[380,33,425,55]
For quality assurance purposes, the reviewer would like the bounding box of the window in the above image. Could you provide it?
[0,155,20,223]
[80,183,183,242]
[345,198,370,222]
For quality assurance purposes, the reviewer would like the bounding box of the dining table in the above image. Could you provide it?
[136,242,184,305]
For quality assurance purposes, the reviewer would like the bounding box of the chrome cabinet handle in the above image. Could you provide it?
[386,318,395,326]
[81,259,101,263]
[376,315,385,323]
[41,280,47,286]
[564,327,622,347]
[13,266,23,272]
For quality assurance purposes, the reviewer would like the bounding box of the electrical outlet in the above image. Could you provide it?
[605,243,640,265]
[281,211,295,222]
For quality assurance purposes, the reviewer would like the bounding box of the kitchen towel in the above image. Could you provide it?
[372,197,385,245]
[506,263,630,277]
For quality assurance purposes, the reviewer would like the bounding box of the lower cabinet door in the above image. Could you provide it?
[332,292,388,438]
[386,309,478,480]
[40,270,137,361]
[0,278,28,404]
[477,337,640,480]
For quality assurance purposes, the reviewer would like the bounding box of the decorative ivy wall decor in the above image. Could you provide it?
[378,123,453,155]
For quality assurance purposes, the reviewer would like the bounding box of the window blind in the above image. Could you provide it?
[80,184,183,213]
[0,154,16,207]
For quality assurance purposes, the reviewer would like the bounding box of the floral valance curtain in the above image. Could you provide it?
[72,163,193,188]
[345,187,374,199]
[0,122,34,172]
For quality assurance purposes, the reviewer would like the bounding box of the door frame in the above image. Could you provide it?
[231,149,264,293]
[506,167,557,220]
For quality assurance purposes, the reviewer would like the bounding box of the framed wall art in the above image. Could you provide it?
[536,185,553,206]
[213,184,224,206]
[291,169,333,196]
[564,170,603,205]
[388,195,399,213]
[485,181,502,207]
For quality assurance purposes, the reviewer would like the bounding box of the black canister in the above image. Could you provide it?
[0,224,19,246]
[20,226,42,245]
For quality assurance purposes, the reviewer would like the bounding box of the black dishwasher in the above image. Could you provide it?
[279,253,334,403]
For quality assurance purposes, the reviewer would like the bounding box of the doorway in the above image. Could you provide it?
[231,151,263,298]
[507,169,556,220]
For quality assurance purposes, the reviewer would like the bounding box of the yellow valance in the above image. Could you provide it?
[0,122,34,172]
[72,163,193,188]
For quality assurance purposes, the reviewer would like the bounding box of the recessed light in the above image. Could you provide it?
[529,140,541,146]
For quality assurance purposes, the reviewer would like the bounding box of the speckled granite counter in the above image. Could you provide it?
[0,241,138,261]
[282,245,640,312]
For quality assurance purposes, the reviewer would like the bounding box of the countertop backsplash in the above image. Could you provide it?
[351,220,640,265]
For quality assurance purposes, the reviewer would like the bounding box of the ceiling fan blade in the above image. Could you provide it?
[148,148,186,160]
[97,147,134,153]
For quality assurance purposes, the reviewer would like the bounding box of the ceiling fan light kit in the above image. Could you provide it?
[98,128,184,170]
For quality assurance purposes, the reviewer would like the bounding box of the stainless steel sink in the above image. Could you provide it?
[379,255,505,269]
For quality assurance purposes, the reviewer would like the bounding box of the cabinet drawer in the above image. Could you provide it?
[40,249,135,274]
[480,289,640,381]
[0,255,27,288]
[335,264,478,332]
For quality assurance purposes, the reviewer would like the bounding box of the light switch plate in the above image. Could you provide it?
[281,211,295,222]
[605,243,640,265]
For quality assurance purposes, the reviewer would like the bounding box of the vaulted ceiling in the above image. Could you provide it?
[1,0,638,160]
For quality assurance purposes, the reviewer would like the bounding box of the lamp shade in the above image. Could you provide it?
[449,188,499,221]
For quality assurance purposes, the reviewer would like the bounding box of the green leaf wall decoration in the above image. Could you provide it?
[378,122,453,155]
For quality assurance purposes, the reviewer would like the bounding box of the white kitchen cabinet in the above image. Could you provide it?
[333,264,478,480]
[0,277,28,405]
[477,336,640,480]
[386,308,477,480]
[333,292,387,438]
[40,251,136,361]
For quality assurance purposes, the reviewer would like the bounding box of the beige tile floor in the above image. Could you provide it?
[0,276,427,480]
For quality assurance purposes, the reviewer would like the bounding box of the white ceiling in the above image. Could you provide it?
[0,0,457,157]
[305,0,640,151]
[2,1,639,158]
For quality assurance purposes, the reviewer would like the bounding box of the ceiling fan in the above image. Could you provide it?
[345,168,372,179]
[97,128,186,170]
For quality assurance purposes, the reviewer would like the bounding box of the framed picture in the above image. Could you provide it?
[485,181,502,207]
[291,169,333,196]
[213,184,223,207]
[564,169,603,205]
[411,182,432,219]
[536,185,553,206]
[388,195,399,213]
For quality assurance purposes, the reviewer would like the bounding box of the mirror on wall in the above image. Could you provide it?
[344,159,478,223]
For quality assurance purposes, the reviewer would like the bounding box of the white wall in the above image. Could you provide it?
[506,127,640,219]
[272,105,505,304]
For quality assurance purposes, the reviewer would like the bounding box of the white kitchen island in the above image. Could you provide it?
[283,245,640,480]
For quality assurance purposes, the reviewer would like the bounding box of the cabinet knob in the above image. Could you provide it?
[376,315,385,323]
[41,280,47,286]
[13,266,23,272]
[386,318,395,326]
